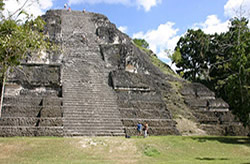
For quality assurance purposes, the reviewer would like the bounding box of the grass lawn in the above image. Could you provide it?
[0,136,249,164]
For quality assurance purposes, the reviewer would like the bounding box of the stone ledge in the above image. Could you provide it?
[0,126,63,137]
[0,117,63,126]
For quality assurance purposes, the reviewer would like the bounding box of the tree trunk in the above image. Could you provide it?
[0,71,6,118]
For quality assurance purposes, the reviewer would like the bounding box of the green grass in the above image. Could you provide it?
[0,136,249,164]
[133,42,181,78]
[149,55,181,78]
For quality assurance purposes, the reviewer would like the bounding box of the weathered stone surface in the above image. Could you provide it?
[207,99,229,111]
[111,70,151,91]
[1,64,63,136]
[182,82,247,135]
[0,117,63,126]
[7,64,61,89]
[182,83,215,99]
[0,126,63,137]
[2,105,62,118]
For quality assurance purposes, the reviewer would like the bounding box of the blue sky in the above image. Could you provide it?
[3,0,250,66]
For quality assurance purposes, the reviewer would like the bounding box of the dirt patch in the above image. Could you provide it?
[75,137,141,164]
[175,117,206,136]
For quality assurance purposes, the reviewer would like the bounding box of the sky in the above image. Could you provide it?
[3,0,250,68]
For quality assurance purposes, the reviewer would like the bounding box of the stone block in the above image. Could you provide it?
[1,106,41,117]
[208,99,229,111]
[0,126,63,137]
[7,64,61,89]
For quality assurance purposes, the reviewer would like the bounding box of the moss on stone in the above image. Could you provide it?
[150,55,181,79]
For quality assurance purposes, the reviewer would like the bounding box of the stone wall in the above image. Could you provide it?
[181,83,249,136]
[0,64,63,137]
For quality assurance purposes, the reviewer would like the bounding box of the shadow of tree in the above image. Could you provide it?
[195,157,229,161]
[191,136,250,146]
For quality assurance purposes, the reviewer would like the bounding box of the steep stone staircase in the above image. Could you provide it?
[61,11,125,136]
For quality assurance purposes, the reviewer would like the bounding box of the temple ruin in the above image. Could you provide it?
[0,10,248,136]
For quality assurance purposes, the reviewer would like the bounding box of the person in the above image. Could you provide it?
[137,123,142,136]
[64,3,67,9]
[82,8,86,13]
[68,6,71,12]
[144,122,149,138]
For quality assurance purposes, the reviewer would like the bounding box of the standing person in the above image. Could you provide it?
[137,123,142,136]
[144,122,149,138]
[64,3,67,9]
[68,6,71,12]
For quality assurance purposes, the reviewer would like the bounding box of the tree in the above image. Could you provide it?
[172,29,210,81]
[133,38,149,49]
[172,18,250,125]
[0,0,3,11]
[0,0,53,116]
[209,17,250,125]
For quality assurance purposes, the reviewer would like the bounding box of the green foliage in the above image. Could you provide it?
[0,0,52,75]
[174,29,210,81]
[133,38,149,49]
[0,0,4,11]
[150,55,179,77]
[172,17,250,125]
[213,17,250,125]
[170,48,182,64]
[143,145,160,157]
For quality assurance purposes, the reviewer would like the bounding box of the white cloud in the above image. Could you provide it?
[135,0,162,12]
[132,22,180,62]
[132,15,230,70]
[224,0,250,18]
[3,0,53,19]
[118,26,128,33]
[68,0,161,12]
[193,15,229,34]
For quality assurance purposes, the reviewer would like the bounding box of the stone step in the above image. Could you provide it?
[63,72,109,76]
[0,117,63,126]
[63,104,118,108]
[63,125,123,129]
[63,106,118,109]
[3,97,62,106]
[64,129,124,133]
[63,114,121,119]
[63,121,123,126]
[63,120,123,124]
[63,102,118,106]
[63,110,120,114]
[63,111,121,116]
[121,118,177,127]
[2,105,63,117]
[62,73,107,76]
[63,117,121,121]
[63,88,114,91]
[64,131,125,137]
[63,91,116,95]
[63,98,117,101]
[0,126,64,137]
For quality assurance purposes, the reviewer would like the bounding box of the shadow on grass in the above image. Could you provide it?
[196,157,229,161]
[191,136,250,146]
